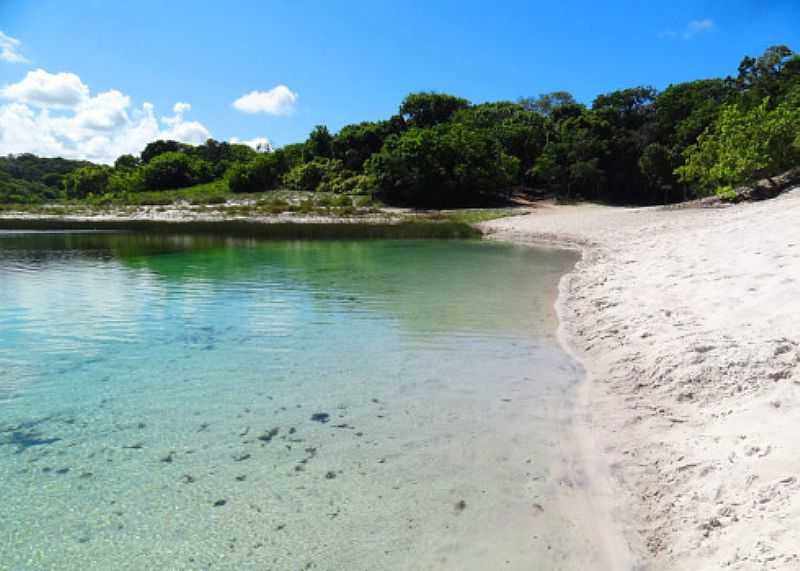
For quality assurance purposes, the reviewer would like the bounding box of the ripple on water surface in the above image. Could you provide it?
[0,232,582,570]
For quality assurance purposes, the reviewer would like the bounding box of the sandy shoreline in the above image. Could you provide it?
[481,189,800,569]
[4,195,799,568]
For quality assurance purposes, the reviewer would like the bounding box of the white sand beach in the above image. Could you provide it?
[482,189,800,570]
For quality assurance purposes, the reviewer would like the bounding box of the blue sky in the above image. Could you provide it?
[1,0,798,162]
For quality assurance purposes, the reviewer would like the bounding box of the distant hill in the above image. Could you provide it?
[0,154,94,203]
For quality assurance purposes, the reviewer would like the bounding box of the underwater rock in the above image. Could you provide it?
[310,413,330,424]
[297,447,317,468]
[4,431,61,453]
[455,500,467,512]
[257,427,279,444]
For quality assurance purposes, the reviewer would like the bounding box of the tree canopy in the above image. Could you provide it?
[2,45,799,207]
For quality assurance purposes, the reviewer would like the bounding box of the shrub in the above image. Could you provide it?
[366,123,518,207]
[140,140,190,163]
[326,174,376,195]
[142,152,212,190]
[332,194,352,207]
[63,166,111,198]
[228,152,287,193]
[715,185,738,201]
[258,196,290,214]
[190,193,227,205]
[400,92,470,127]
[106,169,145,194]
[282,157,344,191]
[676,98,800,193]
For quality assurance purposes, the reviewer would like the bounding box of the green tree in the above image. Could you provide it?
[366,123,518,207]
[279,143,306,170]
[114,154,140,170]
[529,111,608,200]
[654,80,734,147]
[519,91,577,117]
[736,45,798,102]
[228,151,288,193]
[399,92,470,128]
[140,140,190,163]
[452,102,547,178]
[142,152,211,190]
[589,87,659,202]
[304,125,334,161]
[676,98,800,193]
[283,157,344,191]
[331,119,403,171]
[64,166,111,198]
[639,143,677,201]
[106,169,145,194]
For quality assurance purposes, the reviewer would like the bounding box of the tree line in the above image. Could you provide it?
[2,45,799,207]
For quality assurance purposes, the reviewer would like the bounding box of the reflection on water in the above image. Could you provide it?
[0,232,579,570]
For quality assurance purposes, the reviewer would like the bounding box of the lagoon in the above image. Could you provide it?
[0,232,581,570]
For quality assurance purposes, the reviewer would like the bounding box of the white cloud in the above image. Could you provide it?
[172,101,191,114]
[2,69,89,108]
[0,31,28,63]
[73,90,130,130]
[0,69,212,164]
[685,19,714,39]
[659,18,714,40]
[162,116,210,142]
[233,85,298,115]
[230,136,272,152]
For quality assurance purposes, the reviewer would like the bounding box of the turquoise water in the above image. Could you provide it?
[0,232,580,570]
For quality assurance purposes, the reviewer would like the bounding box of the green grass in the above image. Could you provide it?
[121,179,232,205]
[0,217,482,239]
[413,208,527,225]
[0,184,523,228]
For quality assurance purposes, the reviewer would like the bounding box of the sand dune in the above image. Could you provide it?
[481,189,800,570]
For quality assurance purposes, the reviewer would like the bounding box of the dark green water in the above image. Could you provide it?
[0,232,581,570]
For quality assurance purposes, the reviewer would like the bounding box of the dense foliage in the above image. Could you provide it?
[366,124,518,207]
[676,95,800,193]
[61,139,258,199]
[0,154,92,203]
[2,45,799,207]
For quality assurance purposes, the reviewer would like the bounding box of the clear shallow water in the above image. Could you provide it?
[0,232,580,570]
